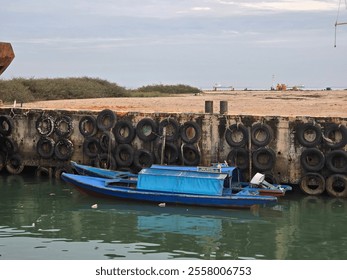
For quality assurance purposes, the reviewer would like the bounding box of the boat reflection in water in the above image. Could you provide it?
[2,175,347,259]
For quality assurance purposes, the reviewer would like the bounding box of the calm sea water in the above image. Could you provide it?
[1,173,347,260]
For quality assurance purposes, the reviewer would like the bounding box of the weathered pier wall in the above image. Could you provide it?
[0,104,346,197]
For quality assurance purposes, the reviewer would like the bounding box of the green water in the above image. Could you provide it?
[0,174,347,260]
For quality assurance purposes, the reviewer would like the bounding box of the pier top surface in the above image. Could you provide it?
[19,90,347,118]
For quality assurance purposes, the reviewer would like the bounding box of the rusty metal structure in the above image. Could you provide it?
[0,42,15,76]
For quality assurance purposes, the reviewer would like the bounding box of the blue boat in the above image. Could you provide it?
[61,167,277,209]
[70,161,291,197]
[71,161,137,179]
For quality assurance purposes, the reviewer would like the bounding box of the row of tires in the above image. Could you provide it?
[300,173,347,198]
[226,147,276,171]
[79,111,202,144]
[83,142,201,170]
[0,115,24,175]
[300,148,347,173]
[225,123,274,147]
[297,122,347,197]
[296,122,347,149]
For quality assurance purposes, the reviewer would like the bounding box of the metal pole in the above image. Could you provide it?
[205,101,213,114]
[160,127,166,165]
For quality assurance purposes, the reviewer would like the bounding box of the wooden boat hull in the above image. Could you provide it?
[61,173,277,209]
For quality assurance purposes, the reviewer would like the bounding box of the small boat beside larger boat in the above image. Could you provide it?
[61,168,277,209]
[70,161,292,197]
[61,162,288,209]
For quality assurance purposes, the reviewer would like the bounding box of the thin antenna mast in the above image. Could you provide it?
[335,0,347,47]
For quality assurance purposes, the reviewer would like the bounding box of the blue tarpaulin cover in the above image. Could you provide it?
[137,168,228,196]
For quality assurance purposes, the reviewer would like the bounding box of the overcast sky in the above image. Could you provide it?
[1,0,346,89]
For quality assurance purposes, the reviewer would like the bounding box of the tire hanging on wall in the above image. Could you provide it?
[37,137,55,159]
[136,118,158,142]
[323,123,347,149]
[55,115,73,138]
[115,144,134,167]
[54,138,74,161]
[226,148,249,170]
[99,131,116,152]
[180,121,201,144]
[95,153,117,170]
[113,119,136,144]
[157,142,179,164]
[252,147,276,171]
[83,137,101,158]
[326,174,347,198]
[299,172,325,195]
[133,149,154,170]
[251,123,274,147]
[225,123,248,147]
[35,166,52,178]
[5,153,25,175]
[180,144,201,166]
[0,115,14,136]
[54,164,73,179]
[325,150,347,173]
[296,123,322,147]
[159,118,180,142]
[79,115,98,137]
[0,137,18,155]
[300,148,325,172]
[96,109,117,131]
[36,115,55,136]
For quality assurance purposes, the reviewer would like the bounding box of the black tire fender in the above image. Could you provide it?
[323,123,347,149]
[54,138,74,161]
[134,149,154,170]
[95,153,117,170]
[36,115,55,136]
[251,123,274,147]
[1,137,18,155]
[83,137,101,158]
[54,164,73,179]
[35,166,52,178]
[157,142,179,164]
[300,148,325,172]
[99,131,116,152]
[326,174,347,198]
[296,123,322,147]
[5,153,25,175]
[180,121,201,144]
[136,118,158,142]
[180,144,201,166]
[325,150,347,173]
[55,115,73,138]
[299,172,325,195]
[113,119,136,144]
[79,115,98,137]
[252,147,276,171]
[226,148,249,170]
[37,137,55,159]
[159,118,180,142]
[96,109,117,131]
[225,123,248,147]
[115,144,134,167]
[0,115,14,136]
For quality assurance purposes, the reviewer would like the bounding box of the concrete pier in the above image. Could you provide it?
[1,92,347,197]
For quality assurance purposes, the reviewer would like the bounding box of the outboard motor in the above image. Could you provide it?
[250,173,275,189]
